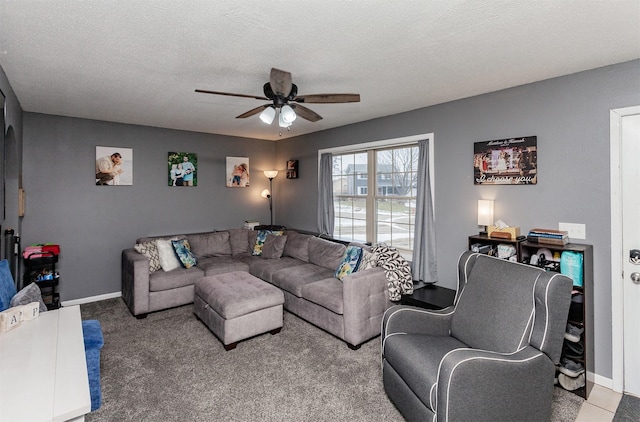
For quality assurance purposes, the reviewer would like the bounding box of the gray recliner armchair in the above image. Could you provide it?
[382,251,572,422]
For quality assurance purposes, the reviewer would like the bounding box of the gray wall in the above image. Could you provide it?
[276,59,640,380]
[22,114,276,300]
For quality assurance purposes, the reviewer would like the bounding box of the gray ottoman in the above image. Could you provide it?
[194,271,284,350]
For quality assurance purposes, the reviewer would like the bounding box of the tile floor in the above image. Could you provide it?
[575,384,623,422]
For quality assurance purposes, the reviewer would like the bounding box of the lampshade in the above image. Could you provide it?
[278,111,293,128]
[259,106,276,124]
[261,189,270,198]
[280,105,297,123]
[263,170,278,179]
[477,200,494,226]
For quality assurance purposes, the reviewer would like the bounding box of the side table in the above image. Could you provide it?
[400,284,456,310]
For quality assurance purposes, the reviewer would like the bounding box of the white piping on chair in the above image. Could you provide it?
[441,351,546,422]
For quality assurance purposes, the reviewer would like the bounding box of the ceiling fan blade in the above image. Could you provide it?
[293,93,360,104]
[293,104,323,122]
[195,89,268,101]
[270,68,293,97]
[236,104,270,119]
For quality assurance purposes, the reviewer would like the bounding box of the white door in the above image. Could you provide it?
[621,112,640,397]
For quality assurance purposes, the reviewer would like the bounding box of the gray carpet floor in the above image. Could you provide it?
[80,298,584,421]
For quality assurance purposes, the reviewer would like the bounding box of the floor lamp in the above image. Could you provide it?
[262,170,278,226]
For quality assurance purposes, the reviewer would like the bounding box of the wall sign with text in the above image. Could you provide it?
[473,136,537,185]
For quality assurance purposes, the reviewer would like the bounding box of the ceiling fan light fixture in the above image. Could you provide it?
[278,111,293,128]
[259,106,276,124]
[280,105,296,123]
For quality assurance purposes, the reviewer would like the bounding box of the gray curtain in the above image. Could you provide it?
[317,153,334,236]
[412,139,438,283]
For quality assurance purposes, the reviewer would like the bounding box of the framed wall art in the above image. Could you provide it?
[473,136,537,185]
[226,157,250,187]
[168,152,197,187]
[96,146,133,186]
[286,160,298,179]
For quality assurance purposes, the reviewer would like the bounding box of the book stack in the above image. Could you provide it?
[243,220,260,230]
[527,228,569,245]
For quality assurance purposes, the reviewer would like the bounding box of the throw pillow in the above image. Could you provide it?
[0,259,17,312]
[283,231,310,262]
[134,241,162,272]
[358,249,378,271]
[252,230,284,256]
[172,239,197,269]
[261,234,288,259]
[10,282,47,312]
[156,239,182,272]
[335,245,364,281]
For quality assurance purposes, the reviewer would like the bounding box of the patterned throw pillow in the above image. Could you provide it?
[372,244,413,301]
[358,249,378,272]
[134,240,162,273]
[335,245,364,281]
[252,230,284,256]
[172,239,197,269]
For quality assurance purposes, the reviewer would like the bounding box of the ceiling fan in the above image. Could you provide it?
[195,68,360,127]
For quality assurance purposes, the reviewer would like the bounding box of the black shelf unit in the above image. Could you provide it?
[468,234,526,261]
[521,241,593,400]
[23,252,60,310]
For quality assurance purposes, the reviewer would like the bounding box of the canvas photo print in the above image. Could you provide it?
[226,157,250,187]
[168,152,197,186]
[96,146,133,186]
[473,136,537,185]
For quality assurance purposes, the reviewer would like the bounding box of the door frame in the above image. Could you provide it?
[610,105,640,393]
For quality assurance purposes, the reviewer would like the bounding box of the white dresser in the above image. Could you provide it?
[0,305,91,421]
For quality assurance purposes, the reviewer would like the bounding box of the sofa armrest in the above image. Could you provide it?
[121,248,150,316]
[437,346,555,421]
[342,267,391,346]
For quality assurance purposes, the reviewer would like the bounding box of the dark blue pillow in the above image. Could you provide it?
[0,259,17,311]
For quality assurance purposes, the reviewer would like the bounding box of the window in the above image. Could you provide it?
[328,135,432,259]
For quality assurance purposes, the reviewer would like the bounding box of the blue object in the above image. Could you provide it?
[82,320,104,412]
[0,259,17,312]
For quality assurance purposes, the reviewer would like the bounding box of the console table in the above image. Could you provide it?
[0,305,91,421]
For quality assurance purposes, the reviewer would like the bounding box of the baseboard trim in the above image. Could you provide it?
[61,291,122,307]
[593,373,613,390]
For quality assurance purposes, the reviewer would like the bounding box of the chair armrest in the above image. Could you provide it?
[121,248,150,316]
[437,346,556,422]
[383,305,454,338]
[342,267,391,346]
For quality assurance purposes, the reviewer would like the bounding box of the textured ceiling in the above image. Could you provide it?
[0,1,639,141]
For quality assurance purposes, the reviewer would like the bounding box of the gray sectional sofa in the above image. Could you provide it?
[122,228,391,348]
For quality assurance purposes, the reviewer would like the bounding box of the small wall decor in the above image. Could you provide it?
[473,136,537,185]
[286,160,298,179]
[168,152,197,186]
[96,146,133,186]
[226,157,250,187]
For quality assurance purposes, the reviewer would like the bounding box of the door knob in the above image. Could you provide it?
[631,272,640,284]
[630,249,640,264]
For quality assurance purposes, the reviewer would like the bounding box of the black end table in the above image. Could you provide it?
[400,284,456,310]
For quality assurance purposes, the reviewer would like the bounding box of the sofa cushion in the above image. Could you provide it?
[335,245,363,280]
[172,239,197,269]
[197,256,250,276]
[149,266,204,292]
[187,231,231,257]
[301,278,344,314]
[261,234,288,259]
[270,263,335,297]
[134,240,162,272]
[248,256,305,283]
[283,231,310,262]
[156,239,182,272]
[308,237,346,271]
[228,228,250,255]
